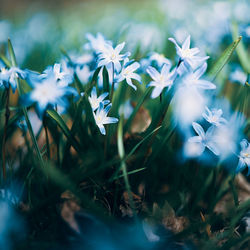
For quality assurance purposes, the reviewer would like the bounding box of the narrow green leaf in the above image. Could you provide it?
[208,36,242,80]
[232,23,250,73]
[46,109,82,153]
[113,167,146,180]
[117,117,135,213]
[8,39,45,167]
[0,54,11,68]
[102,66,110,93]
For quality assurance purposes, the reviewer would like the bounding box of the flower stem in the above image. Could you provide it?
[1,87,10,180]
[229,175,239,207]
[117,116,136,216]
[43,116,50,160]
[110,62,115,102]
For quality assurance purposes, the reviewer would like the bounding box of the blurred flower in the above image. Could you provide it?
[76,65,93,84]
[182,63,216,90]
[202,106,227,127]
[148,52,172,68]
[85,32,112,53]
[188,122,220,156]
[236,139,250,175]
[173,87,206,126]
[88,87,110,111]
[42,63,74,87]
[0,67,26,93]
[116,59,141,90]
[168,35,209,70]
[98,42,130,72]
[147,64,176,98]
[229,67,247,85]
[93,103,118,135]
[119,100,133,119]
[24,74,77,117]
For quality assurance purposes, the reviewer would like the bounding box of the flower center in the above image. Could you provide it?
[111,53,117,60]
[182,49,192,58]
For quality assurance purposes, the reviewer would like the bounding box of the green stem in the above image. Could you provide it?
[8,39,45,167]
[43,116,50,160]
[2,87,10,180]
[117,116,136,216]
[229,175,239,207]
[110,62,115,102]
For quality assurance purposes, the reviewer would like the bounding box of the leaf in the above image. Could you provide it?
[232,23,250,74]
[46,109,82,153]
[131,103,151,133]
[0,54,12,68]
[208,36,242,80]
[102,66,110,93]
[8,39,45,167]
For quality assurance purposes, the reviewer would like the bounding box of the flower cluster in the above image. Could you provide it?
[0,32,248,177]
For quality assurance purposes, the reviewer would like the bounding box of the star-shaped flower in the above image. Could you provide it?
[97,42,130,72]
[0,67,26,92]
[93,103,118,135]
[188,122,220,156]
[42,63,73,87]
[168,35,209,70]
[24,74,77,117]
[236,139,250,175]
[116,59,141,90]
[182,63,216,90]
[202,106,227,126]
[148,52,172,68]
[85,32,112,53]
[146,64,176,98]
[87,87,110,111]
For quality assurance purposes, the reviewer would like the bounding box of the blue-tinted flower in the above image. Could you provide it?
[76,65,93,84]
[202,106,227,126]
[173,87,206,126]
[116,59,141,90]
[24,74,77,117]
[189,122,220,156]
[0,67,26,92]
[182,63,216,90]
[168,35,209,70]
[146,64,176,98]
[93,103,118,135]
[88,87,110,111]
[229,67,247,85]
[97,42,130,72]
[42,63,73,87]
[85,33,112,53]
[148,52,172,68]
[236,139,250,175]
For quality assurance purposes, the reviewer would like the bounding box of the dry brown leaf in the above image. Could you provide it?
[214,174,250,214]
[131,102,151,133]
[60,190,81,233]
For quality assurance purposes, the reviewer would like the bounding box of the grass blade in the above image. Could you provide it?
[46,109,82,153]
[208,36,242,80]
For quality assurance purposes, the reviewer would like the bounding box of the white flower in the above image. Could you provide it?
[93,103,118,135]
[236,139,250,175]
[116,59,141,90]
[97,42,130,72]
[168,35,209,70]
[146,64,176,98]
[202,106,227,126]
[182,63,216,90]
[188,122,220,156]
[88,87,110,111]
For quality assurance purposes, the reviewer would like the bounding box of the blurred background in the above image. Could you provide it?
[0,0,249,72]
